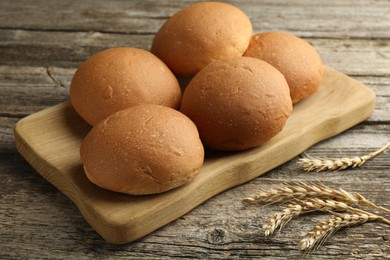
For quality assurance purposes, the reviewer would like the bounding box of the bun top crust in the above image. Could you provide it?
[180,57,292,151]
[70,47,181,125]
[151,2,253,77]
[244,32,324,104]
[80,104,204,195]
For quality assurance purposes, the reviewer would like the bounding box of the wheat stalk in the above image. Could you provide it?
[243,182,390,253]
[263,198,357,236]
[263,203,304,237]
[298,141,390,172]
[298,210,390,253]
[242,182,390,213]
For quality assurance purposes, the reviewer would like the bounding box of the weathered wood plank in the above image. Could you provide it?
[0,29,152,68]
[0,66,72,116]
[1,29,389,76]
[314,39,390,76]
[0,0,389,38]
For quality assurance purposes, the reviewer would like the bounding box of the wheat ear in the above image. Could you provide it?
[298,209,390,253]
[242,182,390,213]
[298,141,390,172]
[263,203,304,237]
[263,198,363,236]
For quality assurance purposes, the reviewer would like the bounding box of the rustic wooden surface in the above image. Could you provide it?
[0,0,389,259]
[13,68,375,245]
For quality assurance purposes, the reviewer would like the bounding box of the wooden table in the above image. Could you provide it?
[1,0,389,259]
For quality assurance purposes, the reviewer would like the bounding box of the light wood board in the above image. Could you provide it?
[14,66,376,244]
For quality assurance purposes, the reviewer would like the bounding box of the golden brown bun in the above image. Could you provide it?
[180,57,292,151]
[80,104,204,195]
[70,48,181,125]
[244,32,324,104]
[151,2,253,77]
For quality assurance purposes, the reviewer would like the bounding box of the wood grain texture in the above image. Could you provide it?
[1,0,389,38]
[14,67,375,244]
[1,0,390,258]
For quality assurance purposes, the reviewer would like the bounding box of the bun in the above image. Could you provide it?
[244,31,324,104]
[70,47,181,125]
[151,2,253,77]
[180,57,292,151]
[80,104,204,195]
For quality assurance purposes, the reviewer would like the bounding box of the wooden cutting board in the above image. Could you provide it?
[14,67,375,244]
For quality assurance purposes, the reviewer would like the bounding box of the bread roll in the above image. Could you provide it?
[80,104,204,195]
[180,57,292,151]
[70,47,181,125]
[151,2,253,77]
[244,31,324,104]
